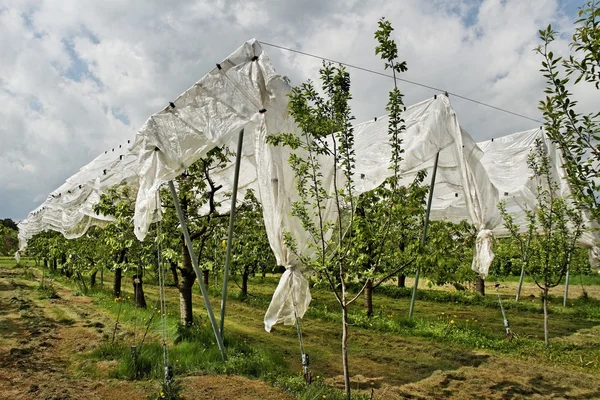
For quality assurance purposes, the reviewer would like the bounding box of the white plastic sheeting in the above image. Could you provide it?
[477,128,600,272]
[349,97,500,280]
[17,140,140,249]
[17,39,599,334]
[125,39,338,331]
[264,95,502,329]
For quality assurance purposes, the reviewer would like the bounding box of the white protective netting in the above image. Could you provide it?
[477,128,600,271]
[17,139,141,249]
[18,39,598,333]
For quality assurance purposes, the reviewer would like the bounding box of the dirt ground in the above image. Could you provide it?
[0,266,290,400]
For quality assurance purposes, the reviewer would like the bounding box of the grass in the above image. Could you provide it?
[8,259,600,398]
[36,281,59,299]
[490,273,600,286]
[69,266,600,366]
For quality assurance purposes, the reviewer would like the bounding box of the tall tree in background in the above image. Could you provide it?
[0,222,18,257]
[94,185,146,301]
[536,1,600,222]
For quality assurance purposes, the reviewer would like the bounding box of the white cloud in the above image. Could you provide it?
[0,0,597,221]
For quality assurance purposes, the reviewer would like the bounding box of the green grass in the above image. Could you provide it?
[12,261,600,398]
[489,273,600,286]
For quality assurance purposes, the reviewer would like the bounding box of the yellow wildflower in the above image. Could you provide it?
[450,320,455,324]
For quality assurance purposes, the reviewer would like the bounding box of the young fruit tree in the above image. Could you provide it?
[352,172,427,316]
[536,0,600,223]
[499,138,585,347]
[158,146,231,326]
[94,184,150,306]
[267,17,408,400]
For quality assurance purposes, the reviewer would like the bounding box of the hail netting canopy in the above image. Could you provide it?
[477,128,600,270]
[130,39,323,330]
[17,39,599,334]
[17,139,141,249]
[263,95,502,331]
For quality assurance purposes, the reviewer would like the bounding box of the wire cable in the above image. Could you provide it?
[259,41,543,124]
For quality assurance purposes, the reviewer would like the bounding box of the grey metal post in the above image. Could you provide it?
[220,129,244,339]
[409,151,440,319]
[497,286,510,336]
[515,266,526,302]
[515,236,531,302]
[562,249,573,307]
[167,181,227,361]
[563,265,570,307]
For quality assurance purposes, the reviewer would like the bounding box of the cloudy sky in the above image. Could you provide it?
[1,0,597,221]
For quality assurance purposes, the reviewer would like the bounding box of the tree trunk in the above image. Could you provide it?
[543,288,549,347]
[476,276,485,296]
[241,270,249,297]
[132,274,147,308]
[52,258,57,272]
[398,274,406,288]
[64,267,73,278]
[113,268,122,298]
[342,305,351,400]
[90,270,98,287]
[178,242,195,326]
[202,269,209,286]
[113,249,126,298]
[364,279,373,317]
[43,258,48,269]
[169,261,179,286]
[179,269,195,326]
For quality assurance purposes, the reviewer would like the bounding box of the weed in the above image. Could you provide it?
[274,375,371,400]
[37,282,59,299]
[147,379,184,400]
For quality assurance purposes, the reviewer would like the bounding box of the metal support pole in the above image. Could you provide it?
[220,129,244,339]
[515,266,526,302]
[496,286,511,336]
[409,151,440,319]
[563,266,570,307]
[515,236,531,302]
[167,181,227,361]
[563,250,573,307]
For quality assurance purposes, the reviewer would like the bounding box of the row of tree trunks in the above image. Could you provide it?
[362,273,485,316]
